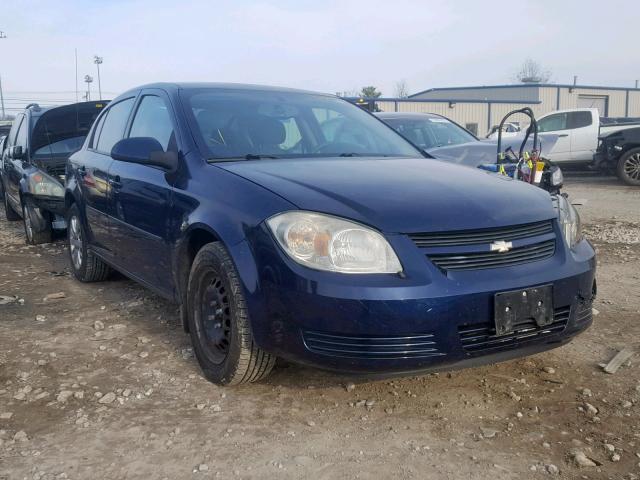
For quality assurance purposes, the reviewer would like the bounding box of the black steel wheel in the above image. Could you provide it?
[200,274,233,364]
[187,242,276,385]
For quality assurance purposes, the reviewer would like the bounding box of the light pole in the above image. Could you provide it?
[84,75,93,101]
[0,31,6,120]
[93,56,103,100]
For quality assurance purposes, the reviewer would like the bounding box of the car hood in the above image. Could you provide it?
[428,133,560,168]
[218,157,556,233]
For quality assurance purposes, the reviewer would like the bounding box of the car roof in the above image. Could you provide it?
[113,82,333,101]
[375,112,442,120]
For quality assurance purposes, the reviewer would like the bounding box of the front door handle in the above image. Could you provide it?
[109,175,122,189]
[558,134,569,137]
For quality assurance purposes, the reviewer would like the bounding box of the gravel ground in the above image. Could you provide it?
[0,175,639,480]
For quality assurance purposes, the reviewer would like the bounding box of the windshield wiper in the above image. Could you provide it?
[338,152,361,157]
[208,154,280,162]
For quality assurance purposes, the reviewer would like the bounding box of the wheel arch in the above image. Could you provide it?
[174,224,224,332]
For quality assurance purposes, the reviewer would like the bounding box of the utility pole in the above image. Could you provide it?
[93,56,103,100]
[84,75,93,101]
[0,31,6,120]
[636,79,639,89]
[0,75,5,120]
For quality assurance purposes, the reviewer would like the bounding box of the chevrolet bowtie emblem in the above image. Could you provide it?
[490,240,513,253]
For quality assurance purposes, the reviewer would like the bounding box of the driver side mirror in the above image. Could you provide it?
[10,145,25,160]
[111,137,178,171]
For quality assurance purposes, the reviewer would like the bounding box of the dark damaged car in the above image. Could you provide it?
[1,101,107,243]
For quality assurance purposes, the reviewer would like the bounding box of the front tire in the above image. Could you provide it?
[617,148,640,186]
[22,200,53,245]
[66,204,111,282]
[3,189,20,221]
[187,243,275,385]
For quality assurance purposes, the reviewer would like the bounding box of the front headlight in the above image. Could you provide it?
[267,211,403,274]
[27,171,64,198]
[554,195,582,248]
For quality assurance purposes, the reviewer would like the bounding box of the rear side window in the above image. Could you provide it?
[538,113,567,132]
[96,98,135,153]
[128,95,175,151]
[568,111,592,129]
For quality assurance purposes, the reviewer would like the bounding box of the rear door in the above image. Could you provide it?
[106,90,177,295]
[537,112,571,162]
[78,97,135,255]
[567,111,597,162]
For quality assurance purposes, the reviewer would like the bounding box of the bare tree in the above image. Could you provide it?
[515,58,552,83]
[394,80,409,98]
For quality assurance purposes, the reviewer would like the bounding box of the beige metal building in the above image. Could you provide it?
[371,83,640,137]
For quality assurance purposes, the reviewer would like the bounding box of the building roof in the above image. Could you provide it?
[410,83,640,98]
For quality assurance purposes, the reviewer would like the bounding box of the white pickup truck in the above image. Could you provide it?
[536,108,640,165]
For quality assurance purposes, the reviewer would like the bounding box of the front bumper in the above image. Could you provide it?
[236,227,596,375]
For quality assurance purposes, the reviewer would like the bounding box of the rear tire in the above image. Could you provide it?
[66,204,111,282]
[22,200,53,245]
[3,189,20,221]
[187,242,276,385]
[616,148,640,186]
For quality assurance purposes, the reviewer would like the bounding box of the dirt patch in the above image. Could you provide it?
[1,177,639,480]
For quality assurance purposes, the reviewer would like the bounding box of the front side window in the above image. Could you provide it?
[96,98,135,153]
[14,117,28,149]
[538,113,568,132]
[184,89,420,160]
[129,95,175,151]
[5,115,24,148]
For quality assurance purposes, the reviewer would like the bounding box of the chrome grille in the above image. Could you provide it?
[408,220,553,247]
[458,306,570,354]
[430,240,555,271]
[302,331,444,360]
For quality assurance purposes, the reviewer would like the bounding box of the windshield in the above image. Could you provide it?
[382,116,476,150]
[183,89,421,160]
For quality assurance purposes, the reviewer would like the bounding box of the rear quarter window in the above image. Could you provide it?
[568,111,593,129]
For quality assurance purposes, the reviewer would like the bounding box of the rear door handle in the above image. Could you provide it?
[558,134,569,137]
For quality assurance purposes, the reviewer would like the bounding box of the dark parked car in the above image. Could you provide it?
[65,83,596,386]
[595,127,640,185]
[2,102,107,243]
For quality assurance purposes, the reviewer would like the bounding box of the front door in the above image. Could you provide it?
[4,115,28,208]
[107,91,177,295]
[537,112,571,163]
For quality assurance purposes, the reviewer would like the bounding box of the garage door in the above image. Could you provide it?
[577,95,608,116]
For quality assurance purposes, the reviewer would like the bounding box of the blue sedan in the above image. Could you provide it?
[65,83,596,385]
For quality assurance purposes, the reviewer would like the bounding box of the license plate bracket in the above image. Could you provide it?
[494,285,553,337]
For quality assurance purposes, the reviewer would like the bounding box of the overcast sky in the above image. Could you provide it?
[1,0,638,112]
